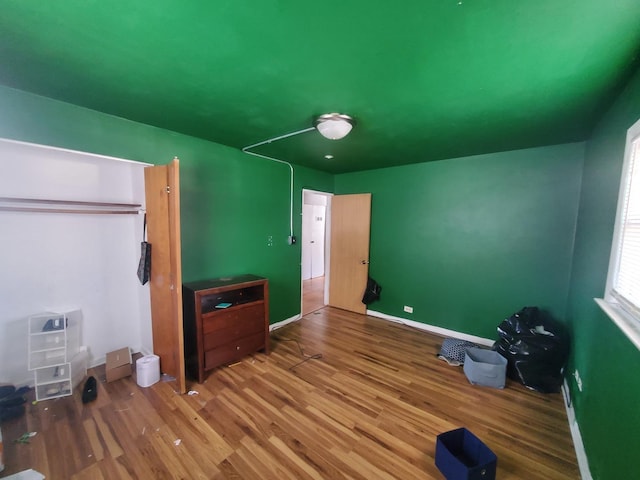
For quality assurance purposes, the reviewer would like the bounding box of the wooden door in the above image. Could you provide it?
[328,193,371,314]
[144,158,185,393]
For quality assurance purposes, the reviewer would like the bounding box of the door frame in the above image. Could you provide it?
[301,189,333,312]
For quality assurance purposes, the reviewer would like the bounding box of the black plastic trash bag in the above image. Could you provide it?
[493,306,569,393]
[362,277,382,305]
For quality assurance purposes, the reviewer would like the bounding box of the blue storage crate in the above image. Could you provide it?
[435,428,497,480]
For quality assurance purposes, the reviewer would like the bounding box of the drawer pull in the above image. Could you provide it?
[236,346,240,350]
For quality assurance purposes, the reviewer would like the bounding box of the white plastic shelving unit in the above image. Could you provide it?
[28,310,87,401]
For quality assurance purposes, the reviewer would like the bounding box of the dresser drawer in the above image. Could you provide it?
[204,332,265,370]
[203,314,264,350]
[202,303,264,335]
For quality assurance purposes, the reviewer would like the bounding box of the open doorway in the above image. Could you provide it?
[301,189,332,315]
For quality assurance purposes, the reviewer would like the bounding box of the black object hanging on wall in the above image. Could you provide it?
[137,214,151,285]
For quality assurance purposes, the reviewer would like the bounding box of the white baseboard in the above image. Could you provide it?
[562,381,593,480]
[89,355,107,368]
[269,313,302,332]
[366,309,495,347]
[88,345,148,369]
[269,309,495,347]
[16,376,34,389]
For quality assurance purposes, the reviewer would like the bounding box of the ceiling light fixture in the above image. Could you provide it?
[315,113,354,140]
[242,112,354,246]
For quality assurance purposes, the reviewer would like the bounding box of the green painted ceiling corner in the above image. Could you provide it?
[0,1,639,173]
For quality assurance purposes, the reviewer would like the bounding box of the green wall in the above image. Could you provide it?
[0,85,334,323]
[566,68,640,480]
[335,144,584,339]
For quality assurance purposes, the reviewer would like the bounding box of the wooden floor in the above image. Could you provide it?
[1,307,579,479]
[302,276,325,315]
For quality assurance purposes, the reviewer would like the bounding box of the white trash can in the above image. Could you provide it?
[136,355,160,387]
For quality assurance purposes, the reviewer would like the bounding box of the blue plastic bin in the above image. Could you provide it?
[435,428,497,480]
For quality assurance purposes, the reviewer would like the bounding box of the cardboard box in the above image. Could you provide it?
[463,347,507,389]
[105,347,132,382]
[435,428,497,480]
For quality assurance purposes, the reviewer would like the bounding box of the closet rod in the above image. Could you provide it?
[0,206,141,215]
[0,197,143,215]
[0,196,142,208]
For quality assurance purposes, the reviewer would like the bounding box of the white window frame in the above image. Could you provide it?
[596,117,640,351]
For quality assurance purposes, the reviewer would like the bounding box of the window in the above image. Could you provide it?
[597,117,640,350]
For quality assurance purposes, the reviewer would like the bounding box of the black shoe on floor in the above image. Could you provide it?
[82,376,97,404]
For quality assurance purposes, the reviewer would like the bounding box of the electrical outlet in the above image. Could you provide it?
[403,305,413,314]
[573,369,583,392]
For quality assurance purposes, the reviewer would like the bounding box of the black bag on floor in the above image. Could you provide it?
[0,385,28,422]
[362,277,382,305]
[493,307,569,393]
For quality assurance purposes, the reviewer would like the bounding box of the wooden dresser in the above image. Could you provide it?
[182,274,270,383]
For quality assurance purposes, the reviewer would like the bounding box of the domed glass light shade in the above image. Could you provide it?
[314,113,354,140]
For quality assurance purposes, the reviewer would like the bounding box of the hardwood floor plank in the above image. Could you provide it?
[350,436,431,479]
[213,458,246,480]
[171,394,235,463]
[83,418,105,461]
[150,426,214,480]
[129,434,174,480]
[269,422,364,480]
[224,450,269,480]
[71,461,106,480]
[268,435,327,480]
[3,306,580,479]
[330,449,398,480]
[303,404,361,443]
[352,420,426,464]
[216,389,274,441]
[281,404,356,453]
[238,436,300,480]
[201,397,255,448]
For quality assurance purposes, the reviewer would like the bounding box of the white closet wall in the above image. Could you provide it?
[0,138,152,386]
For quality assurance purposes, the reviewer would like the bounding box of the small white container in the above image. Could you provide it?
[136,355,160,387]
